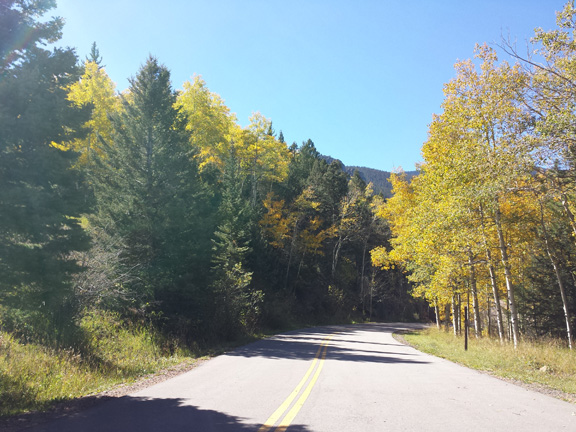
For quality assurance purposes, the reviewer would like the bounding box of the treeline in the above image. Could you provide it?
[0,1,425,349]
[344,166,418,198]
[374,2,576,349]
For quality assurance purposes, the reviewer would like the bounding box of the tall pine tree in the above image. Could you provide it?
[92,56,208,312]
[0,1,90,341]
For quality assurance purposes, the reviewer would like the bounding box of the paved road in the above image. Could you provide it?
[27,323,576,431]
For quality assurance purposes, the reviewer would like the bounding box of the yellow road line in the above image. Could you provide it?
[257,335,334,432]
[274,343,329,432]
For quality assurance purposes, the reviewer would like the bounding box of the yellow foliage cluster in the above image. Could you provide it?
[176,78,289,184]
[66,61,121,166]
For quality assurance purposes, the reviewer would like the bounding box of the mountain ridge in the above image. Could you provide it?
[321,155,418,198]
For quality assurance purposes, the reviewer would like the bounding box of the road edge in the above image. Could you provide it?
[392,330,576,405]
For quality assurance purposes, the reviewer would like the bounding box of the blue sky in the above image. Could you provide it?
[52,0,566,172]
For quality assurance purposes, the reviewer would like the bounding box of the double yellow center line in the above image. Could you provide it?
[258,333,336,432]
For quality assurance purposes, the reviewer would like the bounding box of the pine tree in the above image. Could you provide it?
[86,41,103,67]
[0,1,90,342]
[0,0,63,75]
[91,56,207,307]
[211,148,261,338]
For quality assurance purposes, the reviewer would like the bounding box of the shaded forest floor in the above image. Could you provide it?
[400,328,576,404]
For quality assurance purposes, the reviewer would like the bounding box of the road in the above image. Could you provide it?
[26,323,576,431]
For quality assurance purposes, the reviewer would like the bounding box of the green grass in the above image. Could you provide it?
[0,310,196,417]
[0,308,350,418]
[403,328,576,399]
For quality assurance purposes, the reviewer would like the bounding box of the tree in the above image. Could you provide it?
[0,1,90,342]
[66,59,120,168]
[91,56,208,309]
[234,113,290,206]
[425,45,531,347]
[0,0,62,75]
[376,46,533,346]
[175,75,236,170]
[86,41,103,66]
[210,150,262,338]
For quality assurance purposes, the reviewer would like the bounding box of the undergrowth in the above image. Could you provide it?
[0,310,195,417]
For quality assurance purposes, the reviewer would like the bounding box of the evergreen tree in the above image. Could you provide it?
[0,0,63,75]
[211,148,262,338]
[86,41,103,67]
[283,139,320,201]
[91,56,208,310]
[0,1,90,341]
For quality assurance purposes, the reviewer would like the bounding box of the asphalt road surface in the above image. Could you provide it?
[26,323,576,431]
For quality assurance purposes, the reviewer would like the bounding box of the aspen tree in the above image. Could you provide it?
[67,60,120,167]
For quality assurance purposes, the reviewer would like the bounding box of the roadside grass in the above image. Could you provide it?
[402,327,576,399]
[0,309,345,419]
[0,311,360,419]
[0,310,195,417]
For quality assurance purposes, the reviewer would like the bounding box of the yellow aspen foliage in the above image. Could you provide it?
[260,193,293,249]
[177,80,289,185]
[260,187,334,259]
[298,216,333,256]
[175,75,237,170]
[66,61,120,167]
[234,113,290,184]
[370,246,393,270]
[372,44,535,345]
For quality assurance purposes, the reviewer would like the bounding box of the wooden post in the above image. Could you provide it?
[464,306,469,351]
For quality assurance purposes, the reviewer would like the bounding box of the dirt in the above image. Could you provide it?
[0,357,209,432]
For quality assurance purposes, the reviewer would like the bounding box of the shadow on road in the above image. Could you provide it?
[28,396,312,432]
[226,323,430,365]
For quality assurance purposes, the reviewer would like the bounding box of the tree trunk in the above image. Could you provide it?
[486,289,492,337]
[539,199,573,350]
[494,204,520,348]
[457,293,462,336]
[479,205,505,342]
[444,304,451,332]
[468,252,481,337]
[560,191,576,239]
[284,221,299,291]
[369,272,374,320]
[359,235,370,316]
[332,234,343,281]
[434,299,440,330]
[451,295,459,336]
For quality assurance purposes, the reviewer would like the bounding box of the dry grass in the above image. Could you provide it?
[0,310,194,417]
[403,328,576,399]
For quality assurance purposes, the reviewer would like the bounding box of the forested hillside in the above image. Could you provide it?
[321,155,417,198]
[0,0,425,361]
[344,166,418,198]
